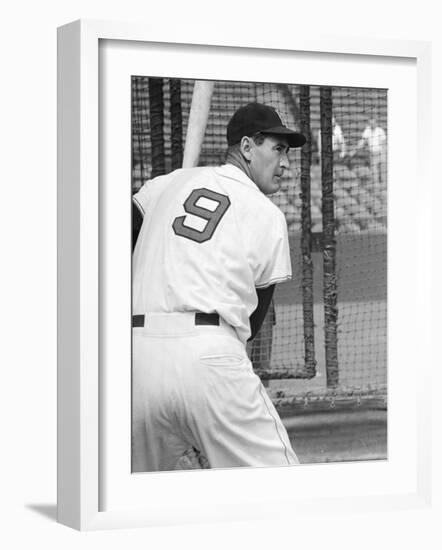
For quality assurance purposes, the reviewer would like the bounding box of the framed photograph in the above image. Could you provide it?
[57,19,432,530]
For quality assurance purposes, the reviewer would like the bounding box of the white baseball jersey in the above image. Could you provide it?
[132,164,292,343]
[362,126,386,154]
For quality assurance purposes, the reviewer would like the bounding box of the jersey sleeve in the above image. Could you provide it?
[133,180,152,215]
[253,205,292,289]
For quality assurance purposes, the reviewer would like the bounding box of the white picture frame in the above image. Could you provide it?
[57,19,433,531]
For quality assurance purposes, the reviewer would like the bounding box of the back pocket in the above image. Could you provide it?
[200,353,245,367]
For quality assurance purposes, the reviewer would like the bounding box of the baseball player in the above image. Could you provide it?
[351,116,386,185]
[132,102,306,472]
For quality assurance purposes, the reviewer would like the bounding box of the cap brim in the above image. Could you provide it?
[262,126,306,148]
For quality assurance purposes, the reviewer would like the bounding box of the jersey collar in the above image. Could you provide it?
[214,164,260,191]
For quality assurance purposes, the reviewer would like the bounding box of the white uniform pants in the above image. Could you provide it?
[132,312,299,472]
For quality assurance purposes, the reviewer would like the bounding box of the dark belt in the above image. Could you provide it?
[132,312,220,328]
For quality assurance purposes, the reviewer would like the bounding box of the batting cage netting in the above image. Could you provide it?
[132,77,387,412]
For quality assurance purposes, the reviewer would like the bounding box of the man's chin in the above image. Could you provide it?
[265,183,280,195]
[271,178,282,192]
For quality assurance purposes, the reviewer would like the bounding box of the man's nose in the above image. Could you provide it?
[280,152,289,169]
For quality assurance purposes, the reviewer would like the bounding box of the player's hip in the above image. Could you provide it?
[132,311,254,418]
[132,311,248,370]
[132,311,239,339]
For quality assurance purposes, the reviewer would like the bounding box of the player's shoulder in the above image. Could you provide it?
[178,166,216,182]
[163,166,219,189]
[264,197,288,229]
[133,167,215,207]
[139,166,211,188]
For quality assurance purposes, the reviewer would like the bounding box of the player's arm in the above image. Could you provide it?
[248,284,275,341]
[132,197,144,252]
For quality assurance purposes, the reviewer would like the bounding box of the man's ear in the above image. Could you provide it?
[239,136,253,161]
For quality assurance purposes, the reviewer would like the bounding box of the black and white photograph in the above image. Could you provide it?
[0,0,439,542]
[130,77,388,472]
[4,2,435,543]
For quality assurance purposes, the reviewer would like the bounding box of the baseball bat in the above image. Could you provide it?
[182,80,215,168]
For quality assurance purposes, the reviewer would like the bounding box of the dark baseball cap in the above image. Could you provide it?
[226,102,306,148]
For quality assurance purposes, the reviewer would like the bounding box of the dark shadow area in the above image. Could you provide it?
[26,504,57,522]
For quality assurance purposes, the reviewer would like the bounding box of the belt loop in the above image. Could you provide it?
[195,313,220,326]
[132,314,145,327]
